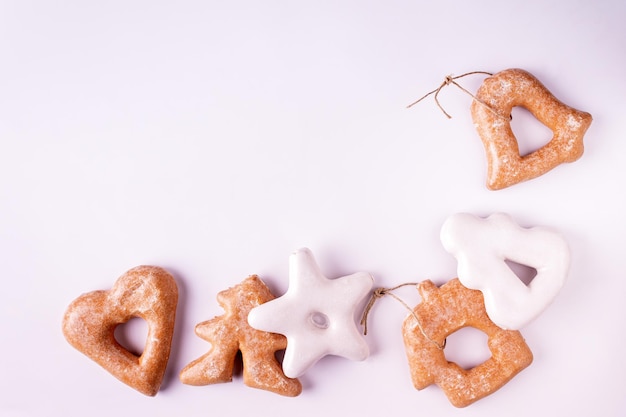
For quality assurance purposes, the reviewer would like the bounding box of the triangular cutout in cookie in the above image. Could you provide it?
[471,68,592,190]
[440,213,570,330]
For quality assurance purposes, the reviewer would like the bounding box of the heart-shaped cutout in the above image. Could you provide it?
[440,213,570,330]
[62,266,178,396]
[471,68,592,190]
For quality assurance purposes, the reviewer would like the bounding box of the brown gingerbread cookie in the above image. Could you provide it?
[402,278,533,407]
[471,68,592,190]
[179,275,302,397]
[62,265,178,396]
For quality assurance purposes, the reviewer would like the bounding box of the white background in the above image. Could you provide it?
[1,1,625,416]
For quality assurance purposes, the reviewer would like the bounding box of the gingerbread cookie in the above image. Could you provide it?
[247,248,373,378]
[440,212,570,330]
[471,68,592,190]
[179,275,302,397]
[62,266,178,396]
[402,279,533,407]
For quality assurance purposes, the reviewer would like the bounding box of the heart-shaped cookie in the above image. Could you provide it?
[440,213,570,330]
[62,266,178,396]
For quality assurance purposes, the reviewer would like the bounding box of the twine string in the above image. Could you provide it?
[360,283,446,350]
[406,71,511,121]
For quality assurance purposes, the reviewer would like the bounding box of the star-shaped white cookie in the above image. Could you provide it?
[248,248,374,378]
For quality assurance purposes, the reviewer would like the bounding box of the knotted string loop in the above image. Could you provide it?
[407,71,511,121]
[360,282,445,350]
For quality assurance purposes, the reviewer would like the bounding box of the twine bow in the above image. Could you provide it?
[360,283,445,350]
[407,71,511,121]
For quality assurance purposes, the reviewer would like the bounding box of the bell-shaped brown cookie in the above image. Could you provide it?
[471,68,592,190]
[62,266,178,396]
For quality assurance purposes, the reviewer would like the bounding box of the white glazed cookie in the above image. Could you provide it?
[440,213,570,330]
[248,248,373,378]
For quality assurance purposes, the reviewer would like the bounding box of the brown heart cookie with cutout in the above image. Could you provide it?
[62,265,178,396]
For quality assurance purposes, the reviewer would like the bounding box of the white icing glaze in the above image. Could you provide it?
[440,213,570,330]
[247,248,373,378]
